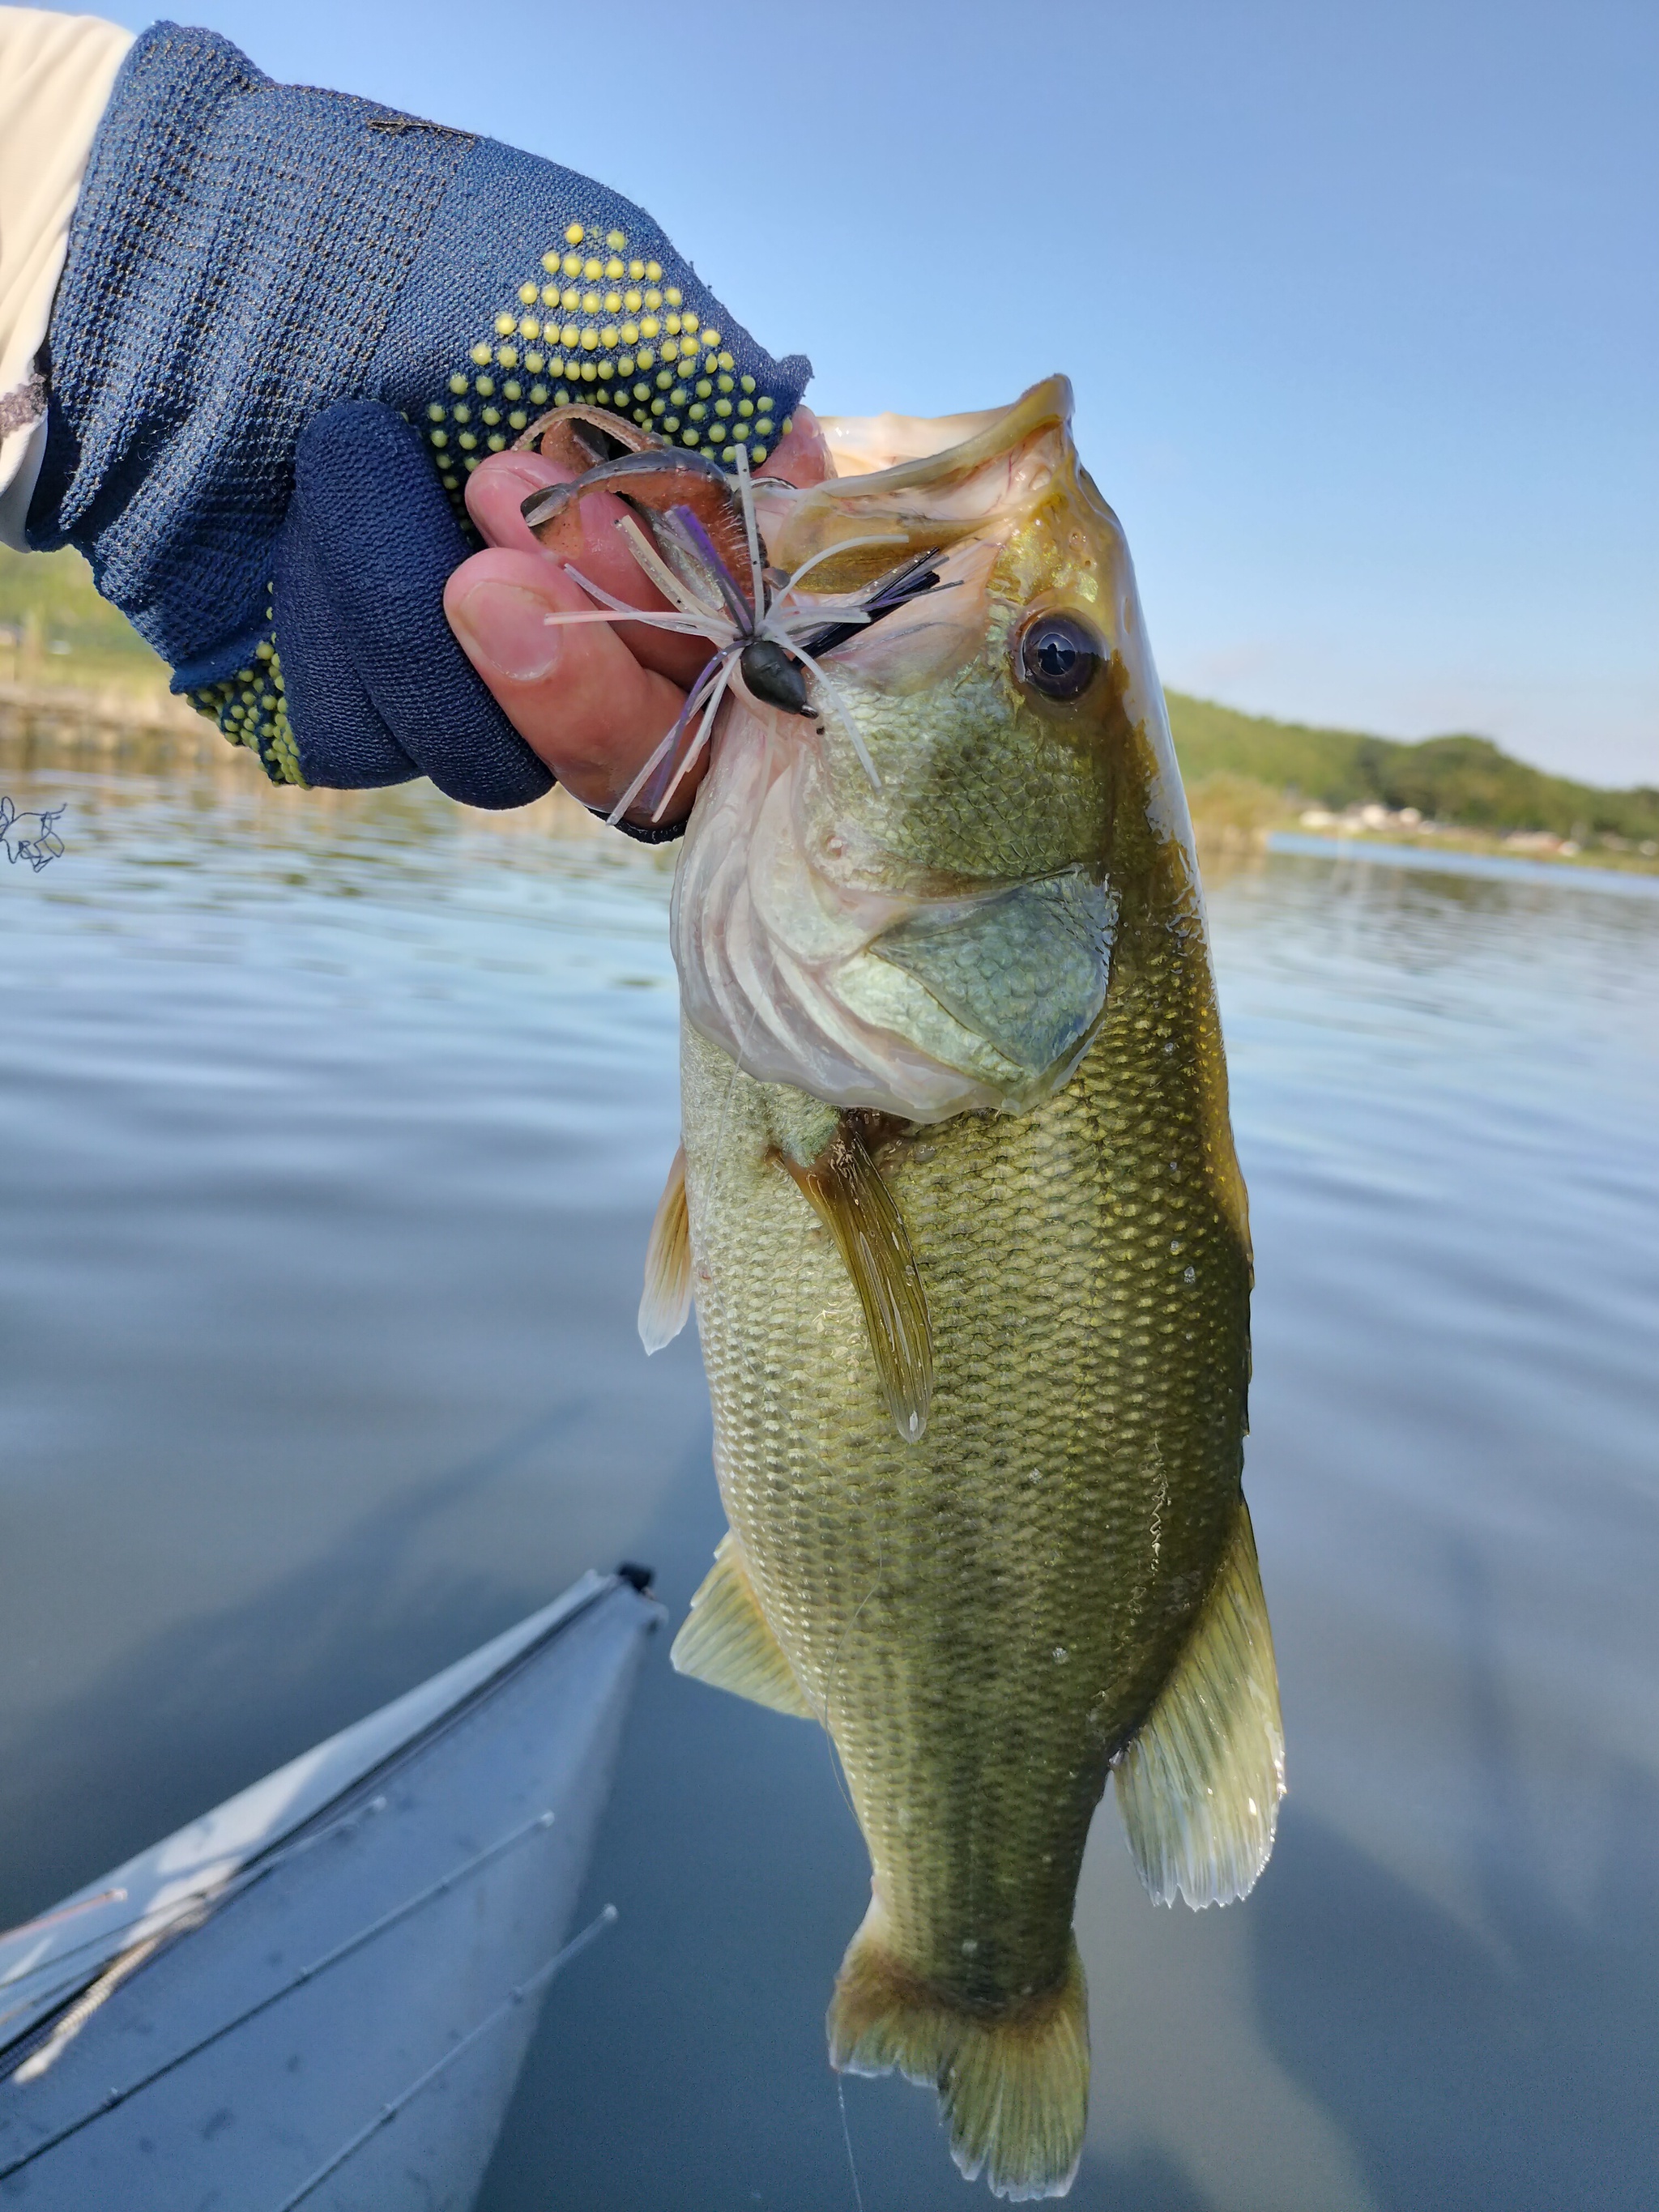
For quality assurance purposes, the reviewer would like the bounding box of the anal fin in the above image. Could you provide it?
[671,1532,815,1720]
[638,1143,693,1353]
[1114,1498,1286,1908]
[781,1118,933,1443]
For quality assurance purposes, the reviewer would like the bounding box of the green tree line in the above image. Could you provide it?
[1164,694,1659,843]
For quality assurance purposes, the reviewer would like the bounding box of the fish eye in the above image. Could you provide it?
[1015,612,1102,703]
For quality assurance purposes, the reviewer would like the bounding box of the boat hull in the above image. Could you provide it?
[0,1572,657,2209]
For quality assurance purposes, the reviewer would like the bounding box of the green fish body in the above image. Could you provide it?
[642,382,1283,2201]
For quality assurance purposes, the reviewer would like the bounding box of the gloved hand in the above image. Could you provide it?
[28,22,810,812]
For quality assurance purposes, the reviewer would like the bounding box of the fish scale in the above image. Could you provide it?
[682,856,1249,2009]
[641,380,1282,2200]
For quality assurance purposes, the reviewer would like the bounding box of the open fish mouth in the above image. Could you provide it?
[520,378,1176,1123]
[517,405,956,830]
[670,379,1137,1123]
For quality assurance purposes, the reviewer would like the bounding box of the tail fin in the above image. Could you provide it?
[827,1902,1088,2201]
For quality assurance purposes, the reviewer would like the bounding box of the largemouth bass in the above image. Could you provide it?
[529,379,1285,2201]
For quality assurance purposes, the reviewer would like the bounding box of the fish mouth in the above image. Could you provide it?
[814,377,1077,491]
[671,376,1135,1124]
[760,378,1077,593]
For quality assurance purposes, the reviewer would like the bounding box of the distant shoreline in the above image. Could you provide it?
[5,543,1655,870]
[1166,693,1659,872]
[1269,830,1659,897]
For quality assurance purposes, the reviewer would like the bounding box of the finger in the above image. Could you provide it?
[465,450,711,688]
[465,447,575,554]
[757,405,830,488]
[443,545,710,823]
[467,403,833,550]
[274,486,412,787]
[288,399,550,809]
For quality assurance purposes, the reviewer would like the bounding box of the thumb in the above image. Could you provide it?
[444,547,700,821]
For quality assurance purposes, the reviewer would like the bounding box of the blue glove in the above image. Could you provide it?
[28,23,811,810]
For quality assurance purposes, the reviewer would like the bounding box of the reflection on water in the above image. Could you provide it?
[2,755,1655,2210]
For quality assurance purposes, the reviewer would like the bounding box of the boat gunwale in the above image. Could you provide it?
[0,1570,659,2071]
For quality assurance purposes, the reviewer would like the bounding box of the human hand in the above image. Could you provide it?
[444,411,831,833]
[32,23,811,807]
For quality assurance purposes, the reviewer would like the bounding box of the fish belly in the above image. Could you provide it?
[680,981,1251,2015]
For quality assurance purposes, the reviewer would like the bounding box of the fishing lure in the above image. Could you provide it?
[515,408,948,825]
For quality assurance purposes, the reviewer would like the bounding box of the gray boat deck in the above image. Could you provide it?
[0,1569,659,2209]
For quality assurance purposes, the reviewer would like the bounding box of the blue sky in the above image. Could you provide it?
[76,0,1657,783]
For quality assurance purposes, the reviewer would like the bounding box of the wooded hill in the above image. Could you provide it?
[1164,693,1659,845]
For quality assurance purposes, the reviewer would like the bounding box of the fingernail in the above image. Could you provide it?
[488,455,572,493]
[449,579,563,682]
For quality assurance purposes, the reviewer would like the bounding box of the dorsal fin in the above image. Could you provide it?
[780,1118,933,1443]
[1114,1499,1286,1908]
[638,1144,693,1353]
[671,1532,814,1720]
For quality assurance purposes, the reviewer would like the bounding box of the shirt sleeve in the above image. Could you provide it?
[0,6,133,550]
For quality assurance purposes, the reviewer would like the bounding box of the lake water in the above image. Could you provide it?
[2,753,1655,2212]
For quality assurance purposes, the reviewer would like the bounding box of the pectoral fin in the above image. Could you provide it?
[782,1119,933,1443]
[671,1532,815,1720]
[638,1144,693,1353]
[1114,1499,1286,1908]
